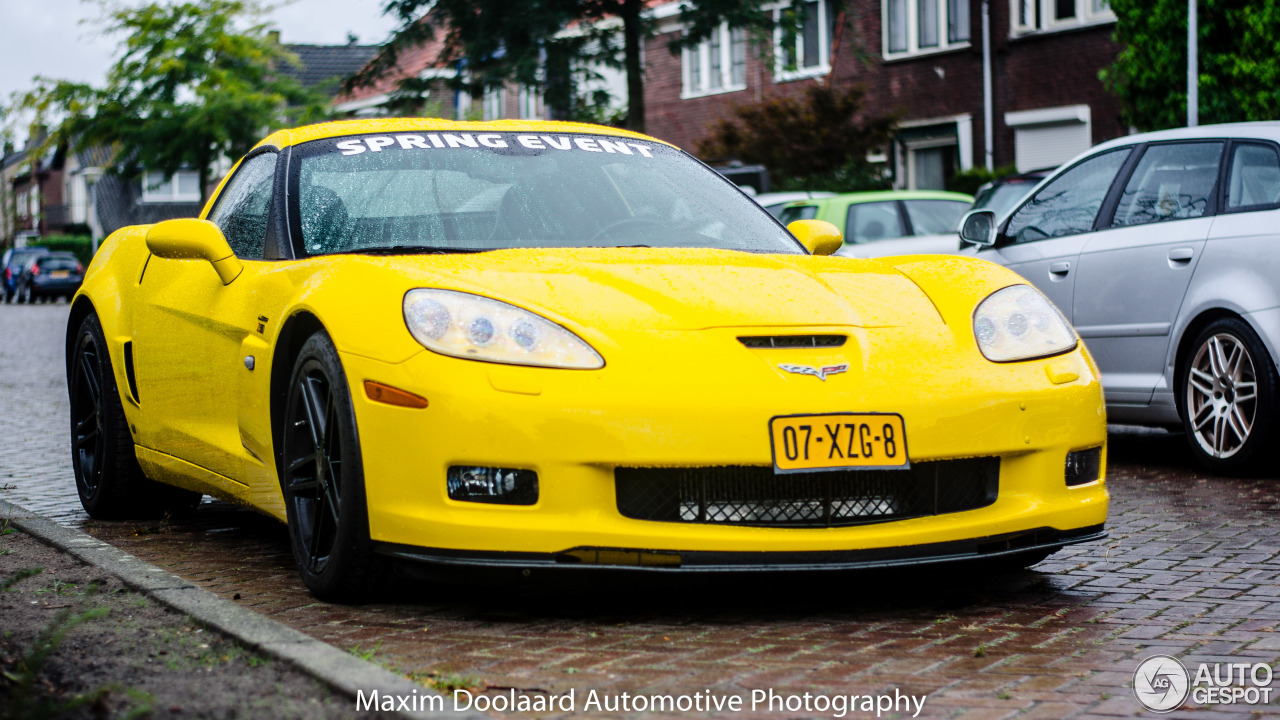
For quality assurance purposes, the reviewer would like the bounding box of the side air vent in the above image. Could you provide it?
[123,341,140,403]
[738,335,846,349]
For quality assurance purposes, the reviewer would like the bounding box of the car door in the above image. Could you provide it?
[973,147,1133,317]
[133,151,283,494]
[1071,141,1224,404]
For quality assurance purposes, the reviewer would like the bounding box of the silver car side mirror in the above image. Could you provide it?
[958,210,998,248]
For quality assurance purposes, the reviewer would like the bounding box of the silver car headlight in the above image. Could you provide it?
[973,285,1077,362]
[404,289,604,369]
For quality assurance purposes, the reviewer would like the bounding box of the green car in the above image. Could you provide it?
[778,190,974,258]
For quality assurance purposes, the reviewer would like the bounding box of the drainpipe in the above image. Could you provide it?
[1187,0,1198,127]
[982,0,994,171]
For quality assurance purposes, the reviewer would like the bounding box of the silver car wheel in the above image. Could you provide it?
[1186,333,1257,459]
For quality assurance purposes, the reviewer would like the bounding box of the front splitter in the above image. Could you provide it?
[373,524,1106,573]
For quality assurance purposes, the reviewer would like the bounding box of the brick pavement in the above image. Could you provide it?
[3,302,1280,718]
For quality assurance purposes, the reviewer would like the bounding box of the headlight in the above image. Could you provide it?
[403,289,604,369]
[973,285,1077,362]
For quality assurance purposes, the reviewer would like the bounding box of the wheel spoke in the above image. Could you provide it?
[1230,403,1252,437]
[1213,415,1226,455]
[299,376,324,451]
[1188,368,1215,397]
[1225,342,1244,381]
[1235,382,1257,403]
[287,451,320,476]
[78,353,101,407]
[307,501,327,568]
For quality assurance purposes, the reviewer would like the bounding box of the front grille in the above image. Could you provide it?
[738,334,846,348]
[615,458,999,528]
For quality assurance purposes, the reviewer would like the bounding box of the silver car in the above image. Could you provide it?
[959,122,1280,475]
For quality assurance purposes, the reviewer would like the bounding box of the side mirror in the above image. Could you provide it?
[146,218,242,284]
[958,210,998,248]
[787,219,843,256]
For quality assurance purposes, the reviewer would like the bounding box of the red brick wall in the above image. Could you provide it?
[645,1,1127,169]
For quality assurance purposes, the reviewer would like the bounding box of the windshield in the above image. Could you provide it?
[290,132,803,256]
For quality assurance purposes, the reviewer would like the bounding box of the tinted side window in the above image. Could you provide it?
[208,152,277,259]
[904,199,969,234]
[1111,142,1223,228]
[779,205,818,223]
[846,201,904,243]
[1226,142,1280,210]
[1006,149,1130,244]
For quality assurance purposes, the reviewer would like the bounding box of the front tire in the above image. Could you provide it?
[280,331,386,601]
[70,313,201,518]
[1179,317,1280,475]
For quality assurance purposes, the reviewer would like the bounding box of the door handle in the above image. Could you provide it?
[1049,261,1071,277]
[1168,248,1194,263]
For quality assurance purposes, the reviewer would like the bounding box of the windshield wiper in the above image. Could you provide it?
[327,246,490,256]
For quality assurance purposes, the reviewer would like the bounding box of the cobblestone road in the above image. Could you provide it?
[3,302,1280,719]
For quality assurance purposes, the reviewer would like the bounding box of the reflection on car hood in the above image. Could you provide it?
[835,234,963,259]
[381,247,944,331]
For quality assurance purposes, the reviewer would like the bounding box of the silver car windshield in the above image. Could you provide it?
[291,132,802,256]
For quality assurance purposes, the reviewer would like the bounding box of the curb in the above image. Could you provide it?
[0,498,486,720]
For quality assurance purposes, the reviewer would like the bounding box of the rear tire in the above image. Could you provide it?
[70,312,202,519]
[279,330,387,601]
[1178,317,1279,476]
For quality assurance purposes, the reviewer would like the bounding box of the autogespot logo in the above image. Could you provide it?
[1133,655,1190,713]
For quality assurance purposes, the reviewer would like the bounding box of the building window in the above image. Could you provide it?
[483,87,504,121]
[684,23,747,97]
[774,0,832,82]
[141,171,201,203]
[884,0,970,58]
[518,86,544,119]
[1012,0,1112,34]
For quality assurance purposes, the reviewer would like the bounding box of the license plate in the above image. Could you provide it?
[50,271,69,279]
[769,413,909,473]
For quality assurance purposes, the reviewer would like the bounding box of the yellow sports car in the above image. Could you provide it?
[68,119,1107,600]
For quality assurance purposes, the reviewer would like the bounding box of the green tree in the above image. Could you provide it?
[349,0,807,132]
[697,83,897,192]
[1103,0,1280,130]
[20,0,326,203]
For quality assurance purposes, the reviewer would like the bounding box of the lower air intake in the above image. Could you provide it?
[615,458,999,528]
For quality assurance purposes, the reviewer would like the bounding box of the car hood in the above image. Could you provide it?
[383,247,945,332]
[834,234,962,259]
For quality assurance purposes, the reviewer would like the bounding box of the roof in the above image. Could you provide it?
[336,30,452,104]
[254,118,672,150]
[1091,121,1280,153]
[281,43,379,90]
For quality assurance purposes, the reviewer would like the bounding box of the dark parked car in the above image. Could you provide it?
[2,247,51,303]
[15,252,84,303]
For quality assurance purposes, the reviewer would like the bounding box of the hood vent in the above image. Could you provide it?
[738,334,846,349]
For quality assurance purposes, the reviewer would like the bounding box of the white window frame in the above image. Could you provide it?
[682,23,748,98]
[771,0,832,83]
[518,85,544,119]
[1011,0,1113,36]
[141,170,201,203]
[482,86,504,121]
[882,0,972,60]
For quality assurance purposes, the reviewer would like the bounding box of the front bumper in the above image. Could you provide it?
[341,325,1109,563]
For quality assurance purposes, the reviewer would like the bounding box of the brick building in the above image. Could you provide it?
[336,0,1127,191]
[648,0,1126,189]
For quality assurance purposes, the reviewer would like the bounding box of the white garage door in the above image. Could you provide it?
[1014,122,1092,173]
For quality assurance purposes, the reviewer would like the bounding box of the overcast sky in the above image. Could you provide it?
[0,0,401,146]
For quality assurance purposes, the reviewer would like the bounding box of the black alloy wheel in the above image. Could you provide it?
[280,331,385,601]
[1179,317,1280,475]
[70,312,201,518]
